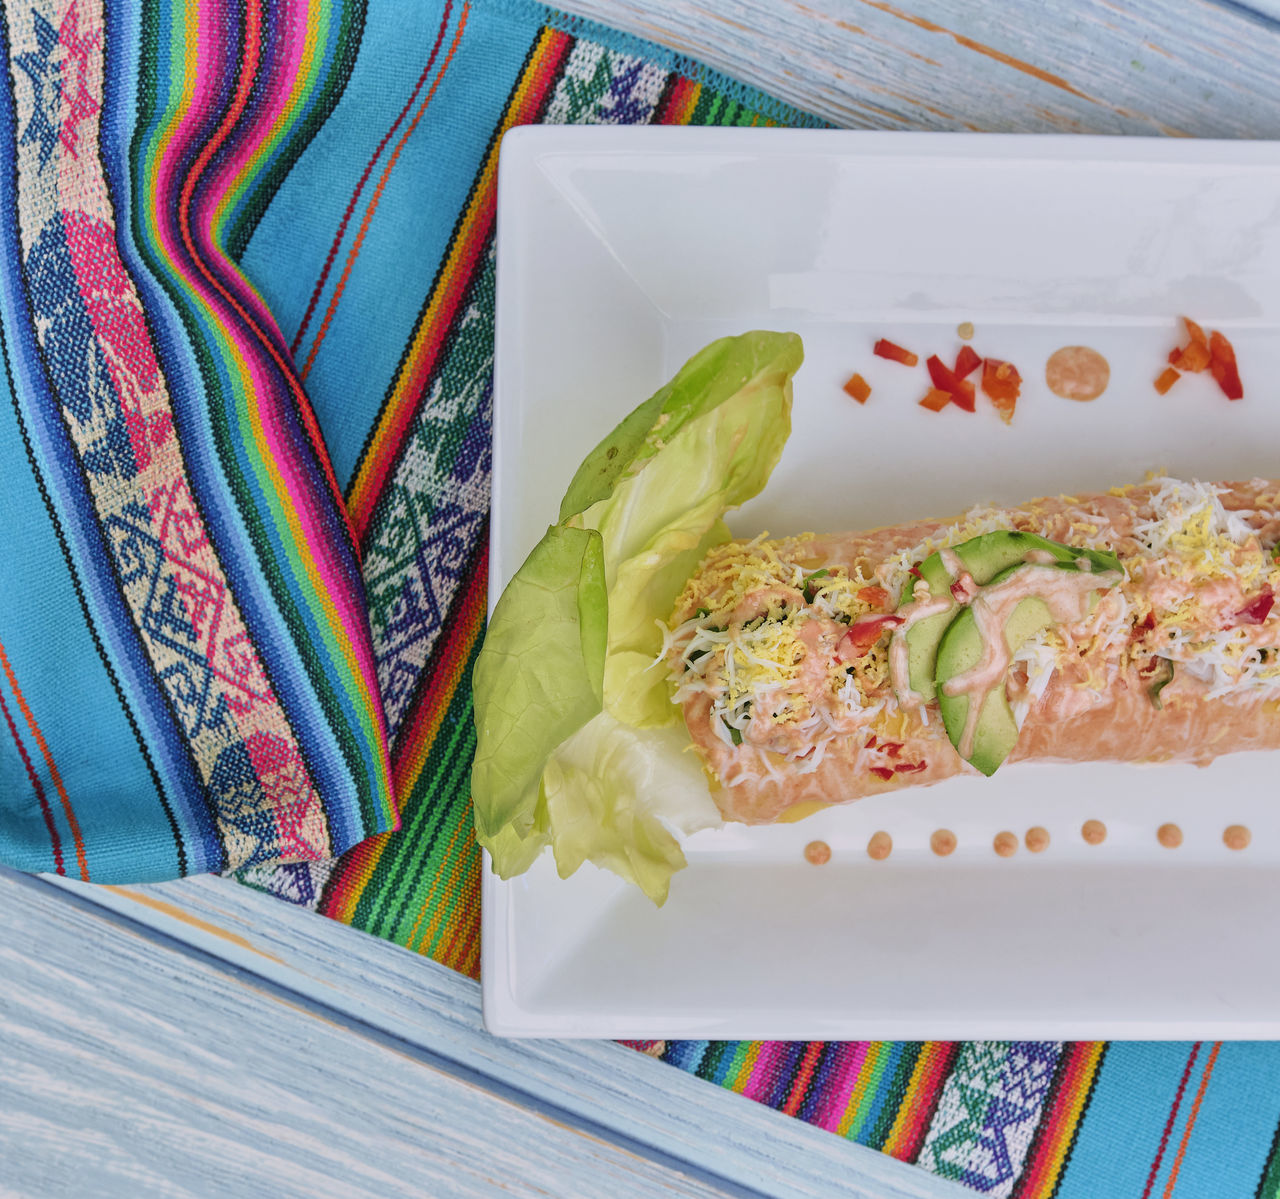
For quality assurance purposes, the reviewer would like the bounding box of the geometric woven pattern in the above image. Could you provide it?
[8,1,1280,1194]
[0,0,393,880]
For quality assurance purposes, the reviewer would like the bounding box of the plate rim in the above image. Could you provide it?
[482,124,1280,1038]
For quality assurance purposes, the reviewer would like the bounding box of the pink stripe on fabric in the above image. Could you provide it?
[193,0,310,345]
[151,0,389,758]
[742,1042,789,1104]
[810,1041,873,1132]
[61,212,171,470]
[49,0,332,862]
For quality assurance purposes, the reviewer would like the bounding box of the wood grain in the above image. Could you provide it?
[0,870,762,1199]
[556,0,1280,137]
[24,870,970,1199]
[9,3,1280,1195]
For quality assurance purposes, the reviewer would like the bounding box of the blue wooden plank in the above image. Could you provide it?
[555,0,1280,137]
[10,2,1280,1196]
[0,870,750,1199]
[26,869,971,1199]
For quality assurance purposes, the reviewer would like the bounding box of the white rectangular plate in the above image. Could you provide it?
[485,127,1280,1039]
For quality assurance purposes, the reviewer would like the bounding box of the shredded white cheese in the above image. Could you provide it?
[663,477,1280,770]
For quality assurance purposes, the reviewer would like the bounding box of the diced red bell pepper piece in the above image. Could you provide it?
[953,344,982,379]
[893,760,927,774]
[843,372,872,404]
[869,766,896,781]
[1209,330,1244,400]
[918,387,952,412]
[835,614,904,661]
[873,338,918,367]
[1154,366,1180,396]
[857,585,891,608]
[1169,316,1212,372]
[1236,589,1274,625]
[1169,343,1211,372]
[981,358,1021,424]
[926,355,976,412]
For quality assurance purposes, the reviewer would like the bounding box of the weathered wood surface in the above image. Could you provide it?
[7,1,1280,1195]
[558,0,1280,137]
[5,870,968,1199]
[0,872,750,1199]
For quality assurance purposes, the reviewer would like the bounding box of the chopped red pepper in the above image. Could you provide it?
[843,372,872,404]
[835,614,904,661]
[873,338,919,367]
[981,358,1021,424]
[918,387,952,412]
[883,741,903,758]
[1154,366,1180,396]
[953,344,982,379]
[869,766,896,781]
[1209,330,1244,400]
[893,760,927,774]
[1169,316,1212,372]
[865,734,878,749]
[857,585,891,608]
[1135,611,1156,635]
[907,566,924,581]
[950,573,978,603]
[926,355,976,412]
[1236,589,1274,625]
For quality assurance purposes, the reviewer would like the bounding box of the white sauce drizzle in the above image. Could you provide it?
[938,547,965,578]
[942,565,1121,758]
[889,591,955,706]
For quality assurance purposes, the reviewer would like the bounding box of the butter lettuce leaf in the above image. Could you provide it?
[542,714,721,906]
[472,331,802,903]
[471,525,606,850]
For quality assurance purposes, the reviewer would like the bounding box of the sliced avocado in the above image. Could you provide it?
[934,575,1056,776]
[897,530,1120,704]
[901,552,962,703]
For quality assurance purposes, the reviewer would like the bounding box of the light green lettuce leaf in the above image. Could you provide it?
[470,524,606,847]
[472,331,802,903]
[542,713,721,906]
[581,355,795,727]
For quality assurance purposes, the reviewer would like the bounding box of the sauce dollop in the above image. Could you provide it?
[1157,822,1183,849]
[1025,826,1051,853]
[993,830,1018,857]
[930,828,957,857]
[1223,824,1251,851]
[867,830,893,861]
[1046,345,1110,401]
[1081,819,1107,845]
[804,840,831,865]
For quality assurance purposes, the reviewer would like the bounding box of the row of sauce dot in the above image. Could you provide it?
[802,822,1252,865]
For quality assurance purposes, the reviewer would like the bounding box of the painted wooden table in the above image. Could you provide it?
[6,2,1280,1195]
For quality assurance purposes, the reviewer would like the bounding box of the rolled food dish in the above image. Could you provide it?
[662,477,1280,825]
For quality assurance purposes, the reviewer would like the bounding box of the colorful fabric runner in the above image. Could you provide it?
[2,1,1280,1194]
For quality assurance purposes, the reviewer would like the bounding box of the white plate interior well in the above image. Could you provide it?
[486,127,1280,1038]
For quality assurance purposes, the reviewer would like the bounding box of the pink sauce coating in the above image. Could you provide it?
[942,565,1120,759]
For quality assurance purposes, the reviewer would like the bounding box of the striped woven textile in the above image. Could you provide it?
[0,0,395,881]
[4,2,1280,1195]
